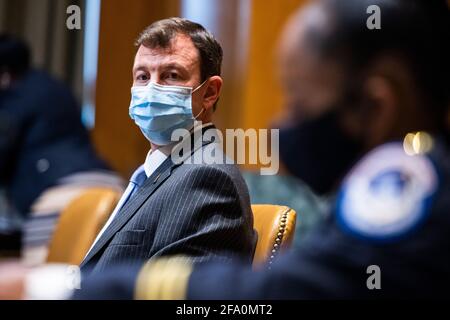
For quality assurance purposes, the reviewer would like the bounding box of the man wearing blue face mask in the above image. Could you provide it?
[0,19,257,298]
[76,18,257,275]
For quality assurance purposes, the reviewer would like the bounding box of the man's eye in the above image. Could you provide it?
[168,72,179,80]
[136,74,149,81]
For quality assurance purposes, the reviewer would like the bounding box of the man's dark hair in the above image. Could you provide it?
[0,34,31,75]
[310,0,449,126]
[136,17,223,83]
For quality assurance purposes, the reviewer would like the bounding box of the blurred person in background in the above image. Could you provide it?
[177,0,448,298]
[1,0,449,299]
[0,35,124,265]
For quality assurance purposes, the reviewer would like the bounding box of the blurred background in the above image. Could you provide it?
[0,0,306,178]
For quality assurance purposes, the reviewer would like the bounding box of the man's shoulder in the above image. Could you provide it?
[175,141,242,177]
[174,160,245,187]
[165,147,250,200]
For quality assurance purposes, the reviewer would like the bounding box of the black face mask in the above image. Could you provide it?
[279,110,364,195]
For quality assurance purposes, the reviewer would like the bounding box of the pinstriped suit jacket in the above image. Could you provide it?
[80,126,257,274]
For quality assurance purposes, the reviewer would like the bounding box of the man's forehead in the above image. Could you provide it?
[133,34,199,68]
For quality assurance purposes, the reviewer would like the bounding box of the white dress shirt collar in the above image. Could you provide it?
[143,121,214,177]
[143,149,168,178]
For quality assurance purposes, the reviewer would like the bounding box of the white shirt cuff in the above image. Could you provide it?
[25,264,80,300]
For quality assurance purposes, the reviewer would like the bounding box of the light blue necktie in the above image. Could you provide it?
[125,165,148,205]
[83,165,149,258]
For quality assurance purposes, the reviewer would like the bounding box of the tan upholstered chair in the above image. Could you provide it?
[251,204,297,267]
[46,188,121,265]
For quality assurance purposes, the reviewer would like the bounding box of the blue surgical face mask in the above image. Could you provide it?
[129,80,206,145]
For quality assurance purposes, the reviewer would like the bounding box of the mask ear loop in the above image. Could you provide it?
[194,107,205,120]
[192,78,209,120]
[192,78,209,93]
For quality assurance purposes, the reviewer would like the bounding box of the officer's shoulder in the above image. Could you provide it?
[336,140,440,243]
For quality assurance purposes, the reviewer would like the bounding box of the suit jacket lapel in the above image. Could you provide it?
[80,124,216,267]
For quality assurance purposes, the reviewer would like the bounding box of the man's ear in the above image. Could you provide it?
[202,76,223,111]
[363,75,399,147]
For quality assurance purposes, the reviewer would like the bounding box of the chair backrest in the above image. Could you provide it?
[251,204,297,267]
[47,187,120,265]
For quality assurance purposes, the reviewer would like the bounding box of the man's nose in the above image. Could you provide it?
[148,72,164,86]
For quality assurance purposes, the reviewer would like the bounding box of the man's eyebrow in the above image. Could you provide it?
[132,65,147,74]
[160,62,188,71]
[132,62,188,74]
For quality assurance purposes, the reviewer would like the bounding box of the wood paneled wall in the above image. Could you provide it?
[92,0,179,178]
[241,0,305,131]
